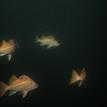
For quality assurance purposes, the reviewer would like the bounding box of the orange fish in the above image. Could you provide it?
[69,68,87,87]
[0,75,38,98]
[0,40,16,61]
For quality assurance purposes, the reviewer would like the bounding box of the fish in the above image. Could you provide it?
[0,75,38,98]
[0,40,16,61]
[69,68,86,87]
[35,35,60,48]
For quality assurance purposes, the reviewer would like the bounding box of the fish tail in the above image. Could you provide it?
[0,82,8,97]
[9,39,19,48]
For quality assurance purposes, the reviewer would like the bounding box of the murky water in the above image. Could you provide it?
[0,0,105,106]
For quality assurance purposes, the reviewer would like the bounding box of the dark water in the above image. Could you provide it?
[0,0,106,107]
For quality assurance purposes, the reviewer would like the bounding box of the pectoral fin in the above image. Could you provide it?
[8,54,12,61]
[22,90,28,98]
[78,81,83,87]
[40,43,44,46]
[47,44,53,48]
[8,91,17,96]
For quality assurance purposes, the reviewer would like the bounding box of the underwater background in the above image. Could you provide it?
[0,0,106,106]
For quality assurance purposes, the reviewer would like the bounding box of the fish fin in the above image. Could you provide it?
[9,75,18,84]
[11,39,19,48]
[80,68,86,81]
[69,70,80,85]
[40,43,45,46]
[47,46,51,48]
[0,82,8,97]
[8,54,12,61]
[8,91,17,96]
[2,40,6,44]
[78,68,86,87]
[78,81,83,87]
[47,44,52,48]
[22,90,28,98]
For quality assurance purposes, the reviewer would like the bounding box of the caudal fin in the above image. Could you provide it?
[69,70,80,85]
[0,82,8,97]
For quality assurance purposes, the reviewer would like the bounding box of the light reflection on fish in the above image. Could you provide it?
[0,40,16,61]
[69,68,87,87]
[35,35,60,48]
[0,75,38,98]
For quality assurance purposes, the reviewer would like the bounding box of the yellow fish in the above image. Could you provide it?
[35,35,60,48]
[0,75,38,98]
[69,68,87,87]
[0,40,16,61]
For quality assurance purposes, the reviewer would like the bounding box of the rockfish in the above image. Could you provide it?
[0,75,38,98]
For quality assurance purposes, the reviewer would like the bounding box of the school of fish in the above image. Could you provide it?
[0,36,87,98]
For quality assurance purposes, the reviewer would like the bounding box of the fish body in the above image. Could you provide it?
[35,35,60,48]
[0,40,16,61]
[0,75,38,98]
[69,68,86,87]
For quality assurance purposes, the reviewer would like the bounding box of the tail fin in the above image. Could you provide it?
[0,82,8,97]
[69,70,80,85]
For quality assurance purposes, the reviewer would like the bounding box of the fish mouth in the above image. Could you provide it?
[35,84,39,88]
[34,84,39,89]
[31,83,39,91]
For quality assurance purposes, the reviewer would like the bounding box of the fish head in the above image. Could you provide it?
[80,68,87,80]
[9,39,19,48]
[19,75,38,91]
[30,81,39,91]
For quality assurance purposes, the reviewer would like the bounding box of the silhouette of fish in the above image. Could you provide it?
[0,75,38,98]
[0,40,16,61]
[35,35,60,48]
[69,68,86,87]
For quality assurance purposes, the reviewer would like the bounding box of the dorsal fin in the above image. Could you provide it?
[2,40,7,44]
[9,75,18,84]
[69,69,80,84]
[2,40,6,43]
